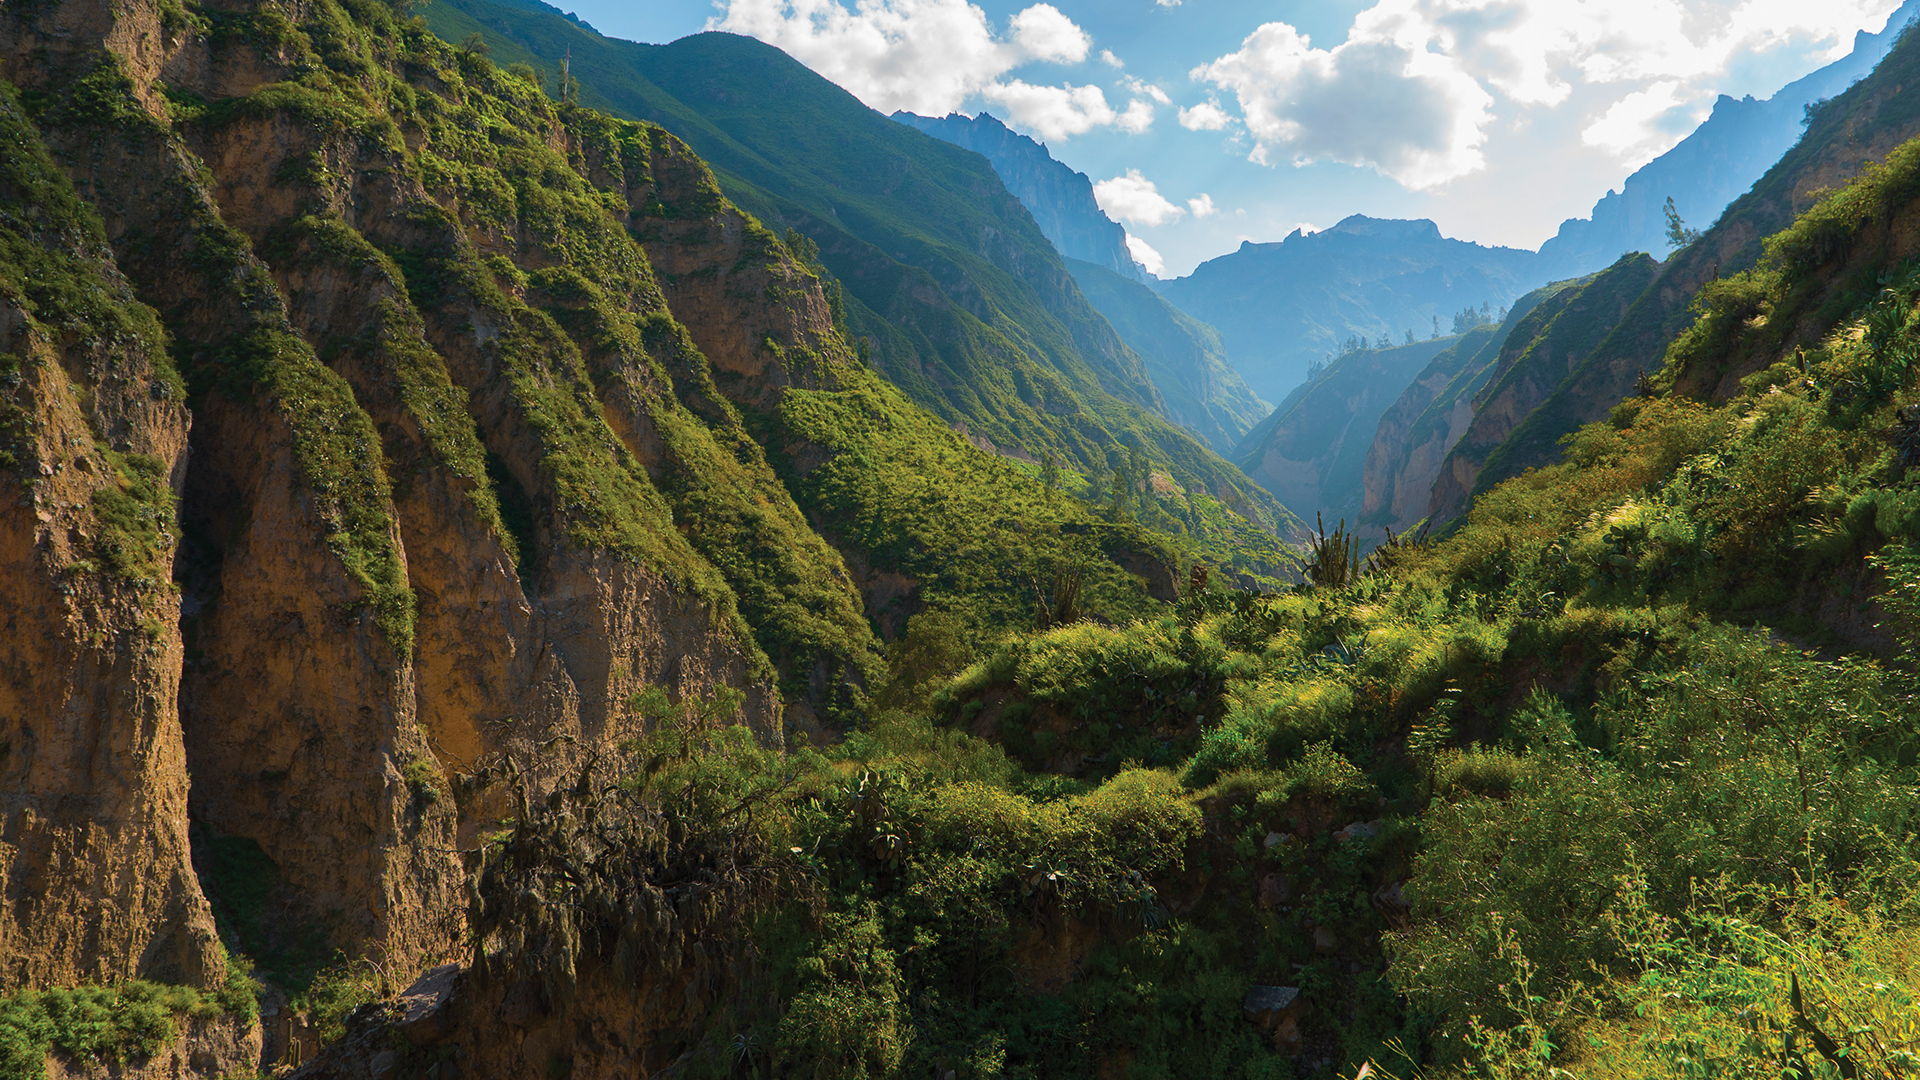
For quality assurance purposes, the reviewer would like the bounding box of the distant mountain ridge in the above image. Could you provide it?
[894,111,1149,283]
[1304,15,1920,548]
[1159,216,1538,402]
[1136,4,1918,413]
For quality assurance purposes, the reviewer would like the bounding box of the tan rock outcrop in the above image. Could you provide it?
[0,87,220,991]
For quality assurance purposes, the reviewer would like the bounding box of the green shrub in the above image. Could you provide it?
[0,974,250,1080]
[774,906,909,1080]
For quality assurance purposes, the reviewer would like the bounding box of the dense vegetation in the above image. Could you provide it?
[452,130,1920,1079]
[0,958,256,1080]
[17,0,1920,1077]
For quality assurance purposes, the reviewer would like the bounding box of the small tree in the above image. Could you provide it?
[1663,195,1702,251]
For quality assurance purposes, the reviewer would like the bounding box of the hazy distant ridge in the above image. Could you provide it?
[1536,0,1919,279]
[893,110,1148,283]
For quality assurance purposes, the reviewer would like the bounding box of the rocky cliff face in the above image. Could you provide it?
[1427,255,1659,526]
[1355,323,1503,540]
[0,0,870,1026]
[1233,337,1456,526]
[0,9,1201,1072]
[0,82,221,993]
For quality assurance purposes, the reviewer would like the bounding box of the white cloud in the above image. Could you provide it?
[1126,234,1167,276]
[1100,48,1123,68]
[1009,4,1088,64]
[1193,19,1494,189]
[1094,169,1186,226]
[982,81,1116,140]
[1188,193,1217,217]
[1187,0,1904,188]
[1121,75,1171,104]
[708,0,1095,115]
[1154,0,1181,7]
[1581,79,1691,166]
[1177,101,1234,131]
[1118,99,1156,133]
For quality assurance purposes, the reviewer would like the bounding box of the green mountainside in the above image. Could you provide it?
[1065,257,1270,452]
[20,1,1920,1079]
[419,0,1297,553]
[1427,254,1661,525]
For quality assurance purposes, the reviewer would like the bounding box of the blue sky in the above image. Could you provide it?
[566,0,1904,276]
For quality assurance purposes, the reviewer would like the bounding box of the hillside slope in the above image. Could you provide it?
[1438,19,1920,524]
[419,0,1298,548]
[1428,255,1661,524]
[1355,320,1507,539]
[1233,336,1457,525]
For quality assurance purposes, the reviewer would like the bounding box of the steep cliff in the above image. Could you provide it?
[1232,336,1456,525]
[0,3,1245,1057]
[1427,255,1660,526]
[1354,322,1504,540]
[0,0,839,1018]
[892,110,1146,283]
[0,81,221,995]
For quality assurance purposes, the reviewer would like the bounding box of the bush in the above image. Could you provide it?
[0,975,247,1080]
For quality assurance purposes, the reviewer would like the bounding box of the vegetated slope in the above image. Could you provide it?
[1433,19,1920,525]
[1355,320,1506,540]
[1427,255,1660,524]
[893,114,1276,452]
[0,0,1270,1068]
[419,0,1299,553]
[300,136,1920,1080]
[1536,0,1918,279]
[1158,216,1540,401]
[894,110,1146,283]
[1064,257,1270,452]
[1232,337,1457,526]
